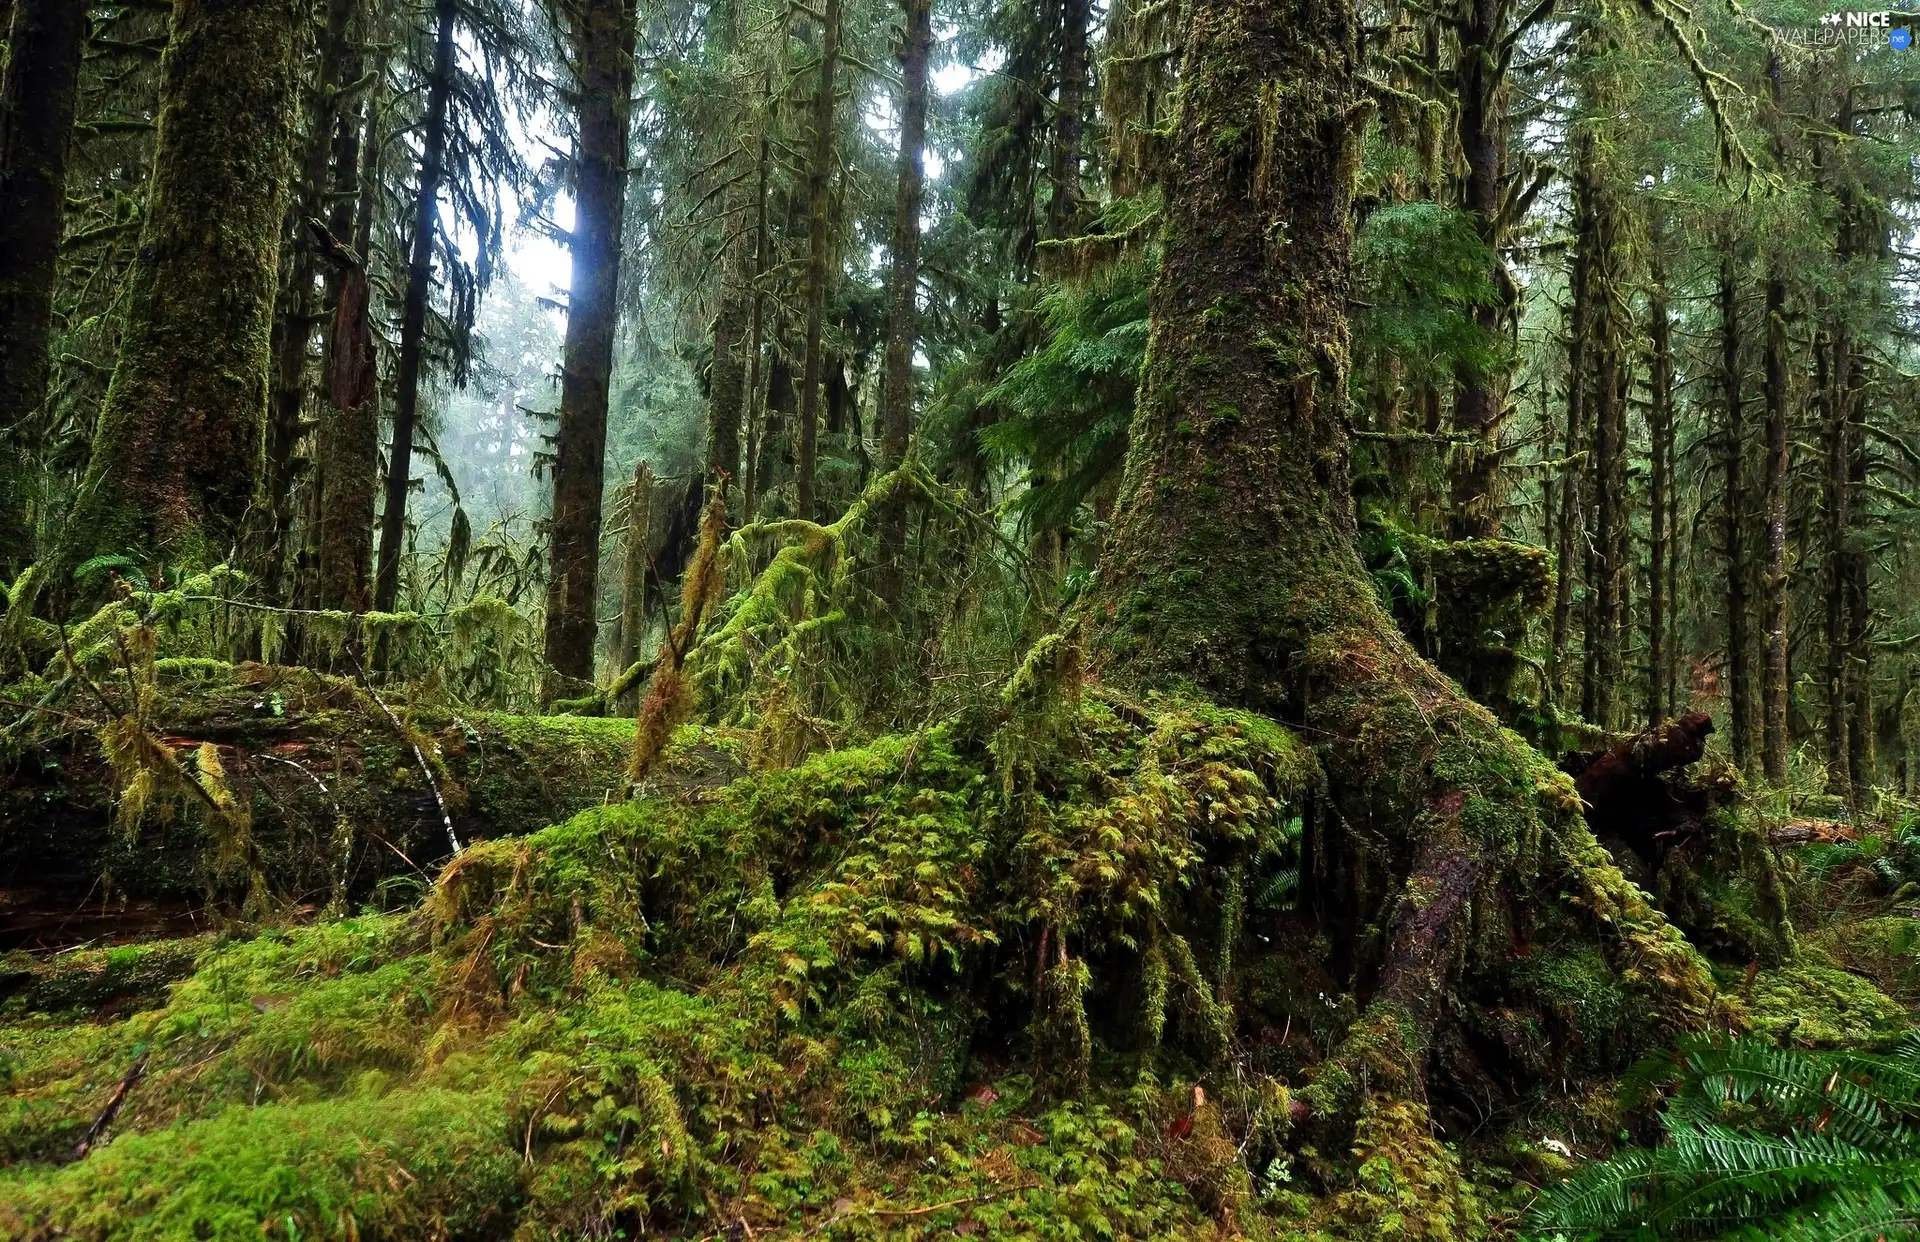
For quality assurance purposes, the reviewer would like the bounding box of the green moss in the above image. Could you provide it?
[1731,963,1908,1048]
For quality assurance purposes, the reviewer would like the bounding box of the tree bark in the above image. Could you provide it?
[0,0,87,573]
[1082,0,1712,1116]
[1548,140,1592,707]
[795,0,842,521]
[62,0,303,576]
[372,0,457,618]
[541,0,639,693]
[875,0,932,611]
[1044,0,1088,247]
[1646,240,1675,728]
[1445,0,1513,540]
[1760,272,1789,781]
[1719,247,1753,771]
[1585,187,1626,730]
[309,60,380,618]
[258,0,359,596]
[741,123,771,516]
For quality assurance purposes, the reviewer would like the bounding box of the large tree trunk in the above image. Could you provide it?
[1045,0,1088,246]
[372,0,456,618]
[0,0,87,574]
[794,0,841,521]
[1760,272,1790,781]
[541,0,638,693]
[1082,0,1712,1121]
[741,124,772,516]
[875,0,932,611]
[1585,188,1626,730]
[62,0,302,576]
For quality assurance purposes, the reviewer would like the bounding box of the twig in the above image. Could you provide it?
[70,1053,148,1160]
[361,687,462,856]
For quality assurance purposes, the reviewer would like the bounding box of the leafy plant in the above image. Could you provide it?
[1530,1034,1920,1240]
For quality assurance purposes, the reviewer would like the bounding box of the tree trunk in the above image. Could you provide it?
[1844,346,1872,799]
[541,0,639,694]
[1445,0,1512,540]
[1548,141,1592,707]
[372,0,456,618]
[1082,0,1710,1118]
[309,61,380,618]
[0,0,87,573]
[795,0,841,521]
[1820,317,1848,794]
[741,124,771,516]
[1760,272,1789,781]
[704,206,748,490]
[62,0,302,576]
[1646,241,1674,728]
[615,459,652,675]
[1719,248,1753,770]
[875,0,932,610]
[258,0,359,596]
[1045,0,1088,247]
[1586,188,1626,730]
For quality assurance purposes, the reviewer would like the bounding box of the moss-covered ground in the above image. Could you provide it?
[1,688,1915,1240]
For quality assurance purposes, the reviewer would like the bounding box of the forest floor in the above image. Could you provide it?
[0,660,1915,1240]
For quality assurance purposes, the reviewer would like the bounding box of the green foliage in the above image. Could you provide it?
[979,253,1152,535]
[1352,203,1500,386]
[1530,1035,1920,1241]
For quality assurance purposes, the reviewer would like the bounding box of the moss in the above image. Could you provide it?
[0,937,211,1020]
[1729,962,1908,1048]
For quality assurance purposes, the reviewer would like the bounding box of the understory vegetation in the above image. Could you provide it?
[2,0,1919,1235]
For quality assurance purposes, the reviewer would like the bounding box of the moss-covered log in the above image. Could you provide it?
[59,0,303,576]
[1080,0,1717,1128]
[0,662,639,943]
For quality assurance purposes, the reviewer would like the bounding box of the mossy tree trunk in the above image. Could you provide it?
[794,0,841,521]
[309,73,381,618]
[372,0,456,619]
[875,0,932,611]
[1760,271,1789,781]
[62,0,302,577]
[1445,0,1514,541]
[1082,0,1711,1119]
[1646,236,1675,728]
[1548,139,1592,706]
[0,0,87,576]
[1719,244,1755,770]
[257,0,359,596]
[541,0,638,693]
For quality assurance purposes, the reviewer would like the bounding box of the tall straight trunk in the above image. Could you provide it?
[63,0,302,575]
[1548,141,1592,706]
[741,125,771,515]
[309,58,380,616]
[1760,272,1790,780]
[260,0,359,593]
[1821,318,1849,793]
[795,0,841,520]
[1045,0,1089,246]
[542,0,639,691]
[1844,347,1872,797]
[1646,243,1675,727]
[1719,248,1753,770]
[1586,191,1626,730]
[1083,0,1710,1115]
[372,0,456,617]
[1446,0,1511,540]
[0,0,87,571]
[703,205,749,488]
[875,0,932,610]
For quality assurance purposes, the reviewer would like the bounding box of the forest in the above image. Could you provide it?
[0,0,1919,1235]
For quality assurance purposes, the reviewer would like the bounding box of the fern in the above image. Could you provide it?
[1532,1037,1920,1240]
